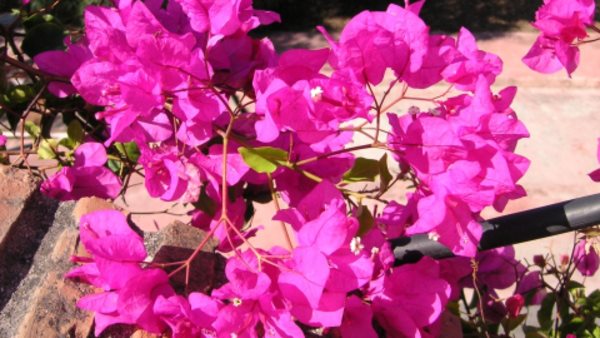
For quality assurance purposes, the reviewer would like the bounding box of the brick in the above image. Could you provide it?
[16,270,94,338]
[73,196,116,222]
[0,166,39,250]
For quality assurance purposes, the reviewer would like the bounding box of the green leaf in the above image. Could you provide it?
[379,153,393,192]
[8,85,34,105]
[585,290,600,315]
[21,22,65,57]
[58,137,77,150]
[446,301,460,316]
[193,185,218,217]
[238,146,288,174]
[356,205,375,237]
[538,293,555,331]
[24,121,41,138]
[22,13,57,30]
[107,159,122,174]
[525,331,550,338]
[66,120,84,143]
[502,314,527,333]
[115,142,141,163]
[37,138,58,159]
[523,325,551,338]
[343,157,380,182]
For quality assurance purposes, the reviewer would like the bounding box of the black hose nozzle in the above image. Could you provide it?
[391,193,600,265]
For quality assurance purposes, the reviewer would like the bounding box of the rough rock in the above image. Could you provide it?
[0,166,40,250]
[73,196,116,222]
[0,166,59,311]
[0,202,94,338]
[145,221,227,295]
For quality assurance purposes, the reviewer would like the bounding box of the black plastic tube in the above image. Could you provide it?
[391,193,600,265]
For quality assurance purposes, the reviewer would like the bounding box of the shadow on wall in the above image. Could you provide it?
[254,0,600,33]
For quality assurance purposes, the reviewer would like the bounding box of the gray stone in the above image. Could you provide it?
[0,202,94,338]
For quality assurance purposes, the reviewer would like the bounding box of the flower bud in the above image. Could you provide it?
[505,294,525,318]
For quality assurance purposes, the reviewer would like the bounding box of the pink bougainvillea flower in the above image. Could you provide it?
[253,48,372,146]
[0,133,6,147]
[319,3,428,85]
[41,142,122,201]
[404,34,456,89]
[407,191,483,257]
[79,269,175,336]
[340,296,377,338]
[33,37,92,97]
[68,210,146,289]
[463,246,526,290]
[369,257,451,338]
[138,144,188,201]
[533,0,595,41]
[441,27,503,91]
[523,0,595,76]
[278,246,330,310]
[505,294,525,318]
[523,35,580,76]
[212,250,304,337]
[574,238,599,276]
[67,210,175,336]
[208,35,277,92]
[516,271,547,305]
[175,0,280,36]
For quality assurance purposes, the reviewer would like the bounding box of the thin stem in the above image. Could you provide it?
[366,82,382,142]
[577,37,600,45]
[20,84,47,159]
[381,83,409,113]
[294,143,376,166]
[0,54,71,83]
[167,219,222,278]
[267,173,293,250]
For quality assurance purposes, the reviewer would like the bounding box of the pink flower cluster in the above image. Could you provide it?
[40,142,121,200]
[31,0,542,336]
[523,0,597,76]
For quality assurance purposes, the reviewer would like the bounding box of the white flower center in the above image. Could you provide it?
[350,237,364,255]
[428,231,440,241]
[310,86,324,101]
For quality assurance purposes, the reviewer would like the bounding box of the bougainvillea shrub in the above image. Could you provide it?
[1,0,600,336]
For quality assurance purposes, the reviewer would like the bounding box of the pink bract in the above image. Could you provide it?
[41,142,122,201]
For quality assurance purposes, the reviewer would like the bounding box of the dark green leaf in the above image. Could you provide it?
[356,205,375,237]
[525,331,549,338]
[502,314,527,333]
[115,142,141,163]
[8,85,35,105]
[379,153,393,192]
[538,293,555,331]
[238,146,288,174]
[21,22,65,57]
[343,157,380,182]
[586,290,600,315]
[66,120,84,143]
[194,185,218,217]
